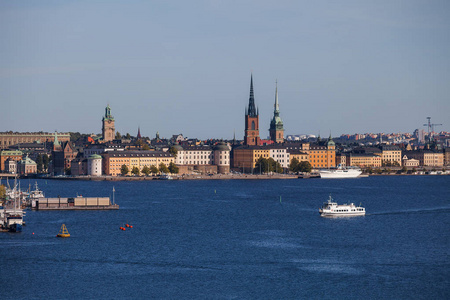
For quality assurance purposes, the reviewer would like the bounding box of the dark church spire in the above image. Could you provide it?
[247,74,258,117]
[137,126,141,139]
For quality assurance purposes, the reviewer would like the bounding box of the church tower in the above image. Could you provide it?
[269,81,284,143]
[244,74,260,146]
[102,104,115,142]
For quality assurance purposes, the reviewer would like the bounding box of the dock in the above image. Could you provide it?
[37,197,119,210]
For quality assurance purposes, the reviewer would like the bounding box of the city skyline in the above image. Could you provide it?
[1,1,449,139]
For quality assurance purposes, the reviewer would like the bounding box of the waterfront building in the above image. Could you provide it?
[5,158,17,174]
[87,154,102,176]
[269,82,284,143]
[173,142,230,174]
[308,136,336,169]
[287,149,309,165]
[444,148,450,166]
[244,74,260,146]
[52,134,77,175]
[402,155,420,168]
[232,144,289,172]
[405,151,444,167]
[269,146,289,169]
[380,145,402,166]
[102,104,115,143]
[335,154,347,167]
[102,150,174,176]
[346,153,382,168]
[17,155,37,175]
[0,150,23,172]
[0,132,70,150]
[71,157,87,176]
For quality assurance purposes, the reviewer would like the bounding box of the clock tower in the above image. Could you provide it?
[244,74,260,146]
[102,104,115,142]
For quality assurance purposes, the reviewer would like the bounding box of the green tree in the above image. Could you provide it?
[115,131,122,139]
[142,144,150,150]
[159,162,169,174]
[131,166,140,176]
[289,157,299,172]
[120,164,129,176]
[297,161,312,173]
[255,157,268,173]
[401,166,407,173]
[0,185,6,200]
[168,162,179,174]
[36,154,43,173]
[125,133,131,139]
[169,146,178,158]
[141,165,150,176]
[150,165,158,174]
[64,167,71,175]
[43,154,49,171]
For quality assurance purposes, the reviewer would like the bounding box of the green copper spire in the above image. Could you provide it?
[103,104,114,121]
[270,80,283,130]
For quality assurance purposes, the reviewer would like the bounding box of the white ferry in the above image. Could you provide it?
[319,164,362,179]
[319,195,365,217]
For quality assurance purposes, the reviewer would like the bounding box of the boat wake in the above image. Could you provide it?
[369,206,450,216]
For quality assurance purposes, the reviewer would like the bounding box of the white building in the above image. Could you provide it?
[87,154,102,176]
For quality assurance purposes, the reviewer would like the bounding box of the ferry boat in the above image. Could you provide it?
[319,164,362,179]
[159,173,173,180]
[319,195,365,217]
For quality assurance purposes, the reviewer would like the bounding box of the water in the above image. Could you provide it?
[1,176,449,299]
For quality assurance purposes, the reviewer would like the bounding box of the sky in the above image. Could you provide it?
[1,0,449,140]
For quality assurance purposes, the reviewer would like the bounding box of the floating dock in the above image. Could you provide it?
[37,197,119,210]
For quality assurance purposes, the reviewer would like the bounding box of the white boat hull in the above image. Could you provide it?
[320,211,365,217]
[319,169,362,178]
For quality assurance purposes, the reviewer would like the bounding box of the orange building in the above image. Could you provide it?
[0,150,23,171]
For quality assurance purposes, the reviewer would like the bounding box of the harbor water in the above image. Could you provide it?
[1,176,449,299]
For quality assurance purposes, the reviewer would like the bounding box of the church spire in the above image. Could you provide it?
[247,74,257,117]
[274,80,279,114]
[137,126,141,139]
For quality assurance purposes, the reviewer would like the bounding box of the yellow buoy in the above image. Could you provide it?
[57,224,70,238]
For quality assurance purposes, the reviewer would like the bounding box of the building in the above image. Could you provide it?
[308,137,336,169]
[71,157,88,176]
[287,149,309,165]
[102,104,115,142]
[444,148,450,166]
[87,154,102,176]
[5,158,17,174]
[381,145,402,166]
[402,155,419,168]
[244,74,260,146]
[269,82,284,143]
[404,151,444,167]
[346,153,382,168]
[102,150,174,176]
[269,146,289,169]
[17,155,37,175]
[83,143,125,157]
[0,150,22,172]
[173,142,231,174]
[0,131,70,150]
[52,134,77,175]
[232,144,289,173]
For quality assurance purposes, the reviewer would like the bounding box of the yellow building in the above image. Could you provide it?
[308,137,336,169]
[380,145,402,166]
[103,151,174,176]
[346,153,382,168]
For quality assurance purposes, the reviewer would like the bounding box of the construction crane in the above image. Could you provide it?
[423,117,442,142]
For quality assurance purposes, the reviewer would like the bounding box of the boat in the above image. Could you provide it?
[319,195,365,217]
[159,173,173,180]
[57,224,70,238]
[319,164,362,179]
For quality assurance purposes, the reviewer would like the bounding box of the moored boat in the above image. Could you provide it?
[319,195,365,217]
[319,164,362,179]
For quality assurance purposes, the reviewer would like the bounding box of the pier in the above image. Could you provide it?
[36,197,119,210]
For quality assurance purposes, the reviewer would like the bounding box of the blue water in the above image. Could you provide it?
[1,176,449,299]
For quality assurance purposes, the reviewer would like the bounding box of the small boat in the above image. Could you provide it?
[57,224,70,238]
[159,173,173,180]
[319,164,362,179]
[319,195,365,217]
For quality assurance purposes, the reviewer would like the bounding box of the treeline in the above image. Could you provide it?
[120,162,179,176]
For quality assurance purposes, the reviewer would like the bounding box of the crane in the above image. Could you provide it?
[423,117,442,142]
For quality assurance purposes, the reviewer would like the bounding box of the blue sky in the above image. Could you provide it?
[1,0,449,139]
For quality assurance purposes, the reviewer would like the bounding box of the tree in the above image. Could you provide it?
[289,157,299,172]
[150,165,158,174]
[401,166,407,173]
[159,162,169,174]
[168,162,179,174]
[36,154,43,173]
[64,167,71,175]
[43,154,49,172]
[141,165,150,176]
[169,146,178,158]
[131,166,140,176]
[142,144,150,150]
[115,131,122,139]
[297,161,312,173]
[125,133,131,139]
[255,157,268,173]
[120,164,129,176]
